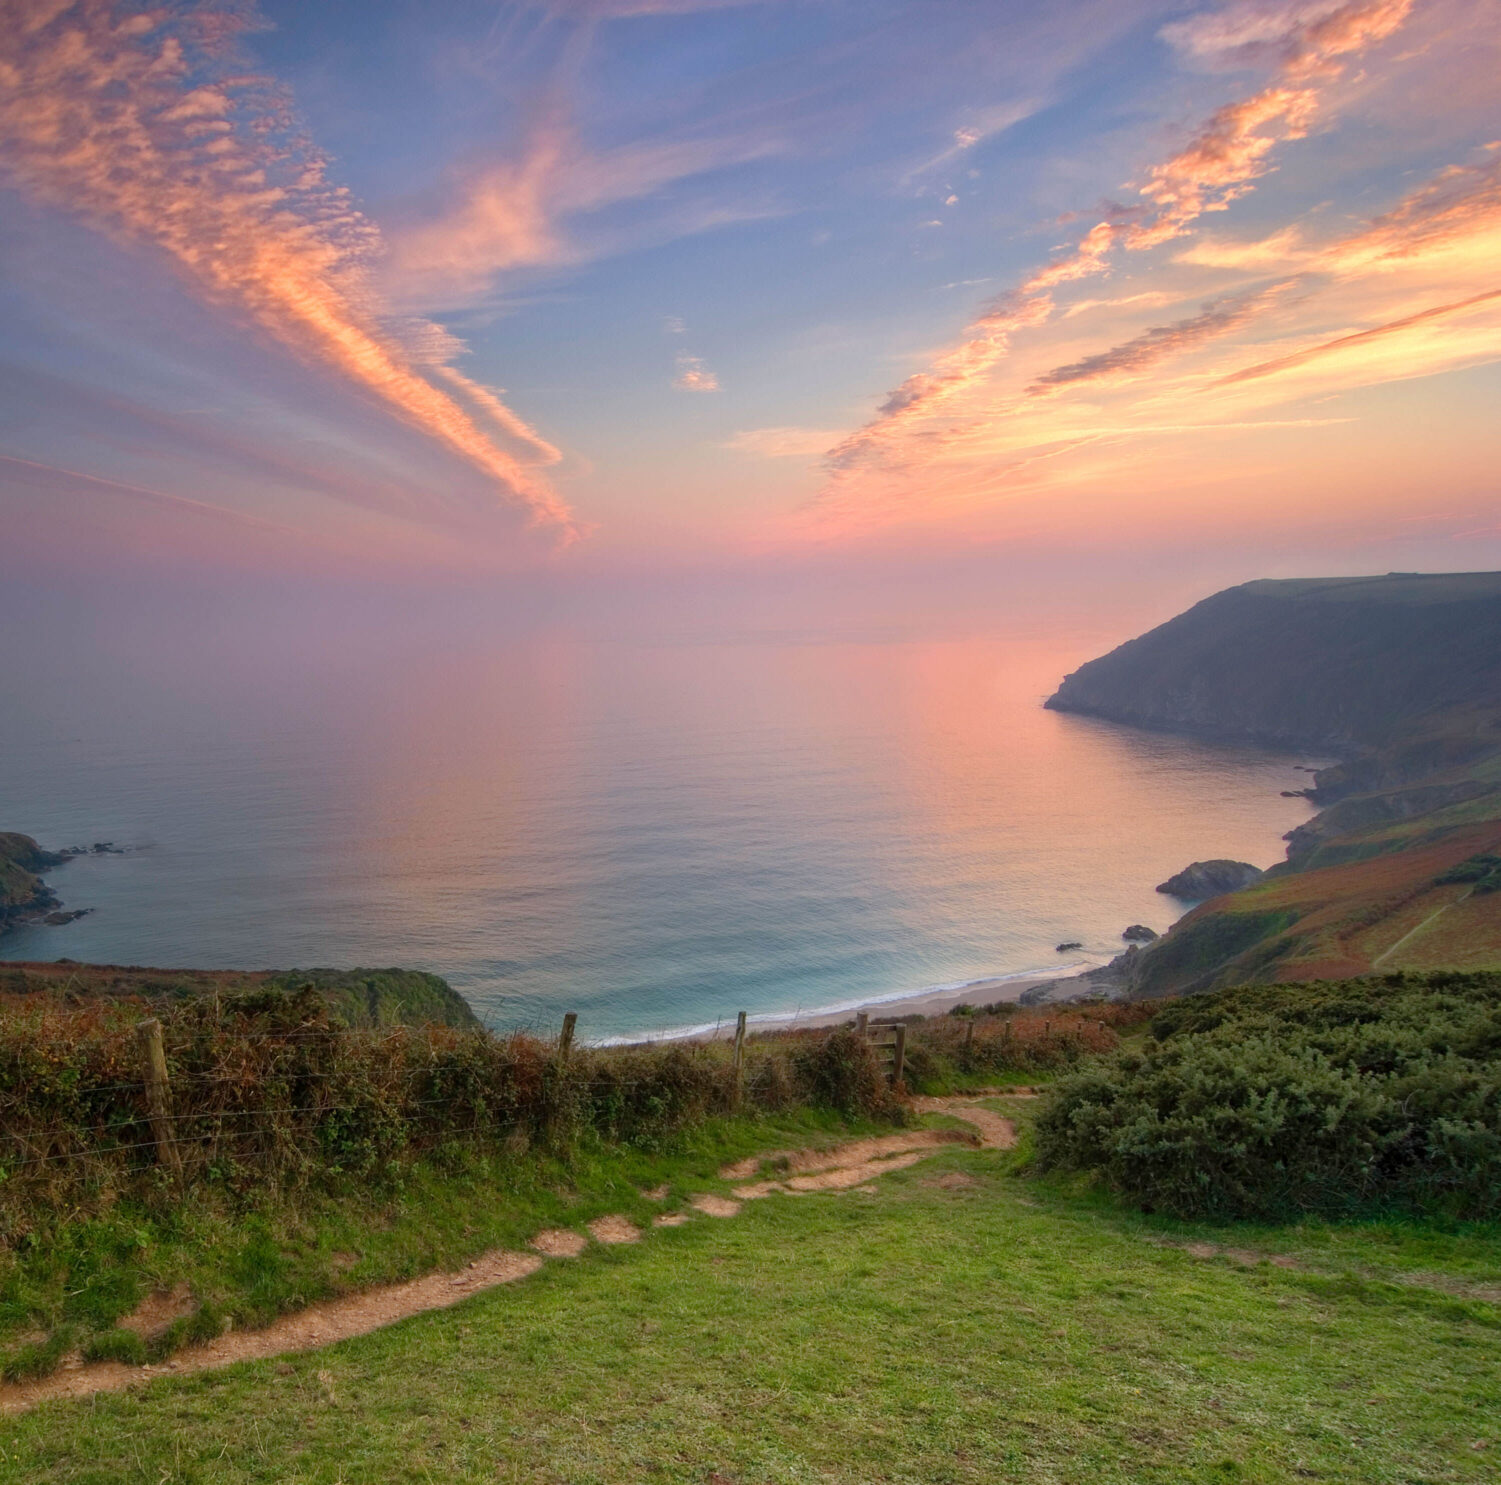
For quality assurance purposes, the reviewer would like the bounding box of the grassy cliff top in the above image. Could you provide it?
[0,961,481,1030]
[1237,571,1501,604]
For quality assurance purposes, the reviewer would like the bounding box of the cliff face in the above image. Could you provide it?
[1046,573,1501,758]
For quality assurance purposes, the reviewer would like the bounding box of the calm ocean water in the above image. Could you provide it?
[0,595,1318,1040]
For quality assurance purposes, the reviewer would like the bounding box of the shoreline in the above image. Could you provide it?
[594,960,1100,1046]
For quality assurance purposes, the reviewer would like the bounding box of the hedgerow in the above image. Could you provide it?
[1035,972,1501,1219]
[0,987,913,1238]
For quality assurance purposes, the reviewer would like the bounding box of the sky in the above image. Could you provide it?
[2,0,1500,587]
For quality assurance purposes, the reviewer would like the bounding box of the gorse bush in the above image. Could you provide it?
[1434,853,1501,893]
[1035,972,1501,1219]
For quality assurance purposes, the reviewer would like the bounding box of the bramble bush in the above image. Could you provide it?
[1035,972,1501,1219]
[0,988,909,1237]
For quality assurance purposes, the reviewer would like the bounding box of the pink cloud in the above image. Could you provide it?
[0,0,574,537]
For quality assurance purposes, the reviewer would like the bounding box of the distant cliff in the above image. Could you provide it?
[1046,573,1501,760]
[1043,572,1501,1000]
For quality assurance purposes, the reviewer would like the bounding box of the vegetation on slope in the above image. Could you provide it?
[1036,971,1501,1220]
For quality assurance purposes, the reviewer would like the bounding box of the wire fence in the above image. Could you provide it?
[0,990,1140,1220]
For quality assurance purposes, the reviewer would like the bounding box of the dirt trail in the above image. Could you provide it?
[720,1128,975,1182]
[0,1095,1014,1415]
[0,1249,543,1414]
[910,1097,1020,1149]
[1372,887,1472,968]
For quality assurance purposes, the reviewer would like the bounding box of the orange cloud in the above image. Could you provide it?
[810,0,1417,514]
[0,0,574,537]
[1214,286,1501,387]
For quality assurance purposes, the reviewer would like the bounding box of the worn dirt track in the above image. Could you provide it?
[0,1097,1014,1414]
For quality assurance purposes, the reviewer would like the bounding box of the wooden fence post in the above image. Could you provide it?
[963,1018,976,1056]
[732,1011,747,1107]
[559,1012,577,1064]
[891,1023,907,1087]
[855,1011,868,1035]
[136,1018,180,1174]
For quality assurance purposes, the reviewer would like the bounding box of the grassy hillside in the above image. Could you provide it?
[5,1104,1496,1484]
[1044,572,1501,996]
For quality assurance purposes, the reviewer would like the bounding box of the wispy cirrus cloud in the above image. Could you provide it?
[1029,285,1286,394]
[725,426,845,457]
[815,0,1415,506]
[384,117,784,310]
[1214,287,1501,388]
[0,0,574,537]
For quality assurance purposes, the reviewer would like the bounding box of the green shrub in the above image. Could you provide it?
[147,1304,223,1362]
[81,1327,146,1366]
[790,1030,901,1119]
[2,1324,77,1382]
[1037,972,1501,1219]
[1435,854,1501,893]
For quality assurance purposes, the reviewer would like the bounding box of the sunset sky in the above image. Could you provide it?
[2,0,1499,583]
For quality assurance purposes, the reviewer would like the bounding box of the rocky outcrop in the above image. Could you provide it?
[0,832,69,932]
[1156,860,1264,901]
[1122,924,1158,942]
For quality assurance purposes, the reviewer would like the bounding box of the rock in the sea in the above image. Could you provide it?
[1055,941,1083,952]
[1122,924,1158,943]
[1155,859,1264,901]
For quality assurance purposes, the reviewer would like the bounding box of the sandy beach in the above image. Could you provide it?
[624,962,1096,1045]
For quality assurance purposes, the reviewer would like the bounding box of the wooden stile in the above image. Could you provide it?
[862,1021,908,1086]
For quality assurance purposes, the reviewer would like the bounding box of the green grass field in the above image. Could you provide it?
[4,1103,1497,1485]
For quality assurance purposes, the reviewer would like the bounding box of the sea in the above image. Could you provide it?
[0,583,1320,1042]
